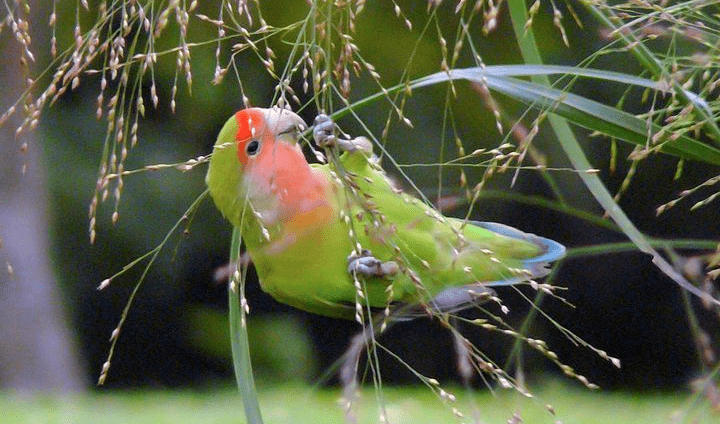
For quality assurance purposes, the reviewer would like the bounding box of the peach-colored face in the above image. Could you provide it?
[227,108,332,237]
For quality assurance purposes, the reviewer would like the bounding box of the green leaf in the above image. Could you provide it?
[411,66,720,166]
[229,226,265,424]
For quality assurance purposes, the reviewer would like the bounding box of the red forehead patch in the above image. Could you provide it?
[234,108,265,165]
[234,108,264,142]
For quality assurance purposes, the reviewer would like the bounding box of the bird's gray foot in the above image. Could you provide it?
[347,249,399,278]
[313,114,337,148]
[314,114,372,153]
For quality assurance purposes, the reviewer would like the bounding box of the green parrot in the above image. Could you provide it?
[206,107,565,319]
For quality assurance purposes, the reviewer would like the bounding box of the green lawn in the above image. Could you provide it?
[1,381,715,424]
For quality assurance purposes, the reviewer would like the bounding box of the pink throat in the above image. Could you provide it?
[246,140,329,224]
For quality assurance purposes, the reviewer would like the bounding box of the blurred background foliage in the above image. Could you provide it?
[1,0,719,403]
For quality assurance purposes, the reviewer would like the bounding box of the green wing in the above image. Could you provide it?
[333,147,565,310]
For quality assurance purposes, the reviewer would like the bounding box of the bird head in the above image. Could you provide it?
[206,107,308,227]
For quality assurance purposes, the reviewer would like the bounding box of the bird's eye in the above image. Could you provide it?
[245,140,260,156]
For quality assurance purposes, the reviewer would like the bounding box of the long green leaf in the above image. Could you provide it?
[229,226,264,424]
[410,67,720,165]
[483,64,711,114]
[339,64,720,165]
[483,73,720,165]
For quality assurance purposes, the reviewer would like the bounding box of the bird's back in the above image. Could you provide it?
[331,148,564,309]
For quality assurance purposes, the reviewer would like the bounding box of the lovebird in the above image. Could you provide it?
[206,107,565,319]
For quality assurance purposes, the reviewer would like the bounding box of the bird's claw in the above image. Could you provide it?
[313,114,337,148]
[314,114,373,154]
[347,249,399,279]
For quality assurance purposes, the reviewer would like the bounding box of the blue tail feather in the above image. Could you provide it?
[430,222,566,309]
[474,221,566,266]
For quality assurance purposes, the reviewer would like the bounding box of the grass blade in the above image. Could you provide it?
[229,226,264,424]
[411,67,720,165]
